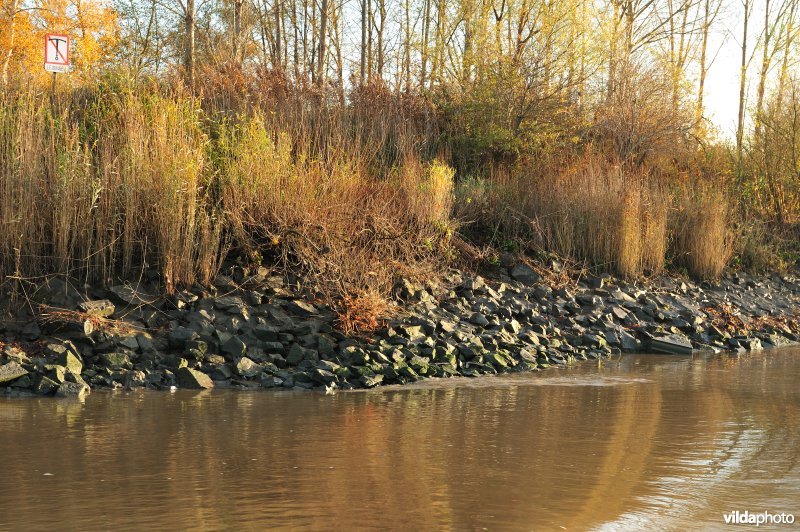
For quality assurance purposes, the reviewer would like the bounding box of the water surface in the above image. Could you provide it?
[1,350,799,530]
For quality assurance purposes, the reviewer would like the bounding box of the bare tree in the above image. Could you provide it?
[696,0,722,125]
[316,0,327,84]
[274,0,282,67]
[737,0,752,165]
[360,0,367,85]
[776,0,799,111]
[184,0,196,88]
[1,0,21,86]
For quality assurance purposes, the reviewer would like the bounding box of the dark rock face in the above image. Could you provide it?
[2,263,800,398]
[510,264,540,285]
[649,334,694,355]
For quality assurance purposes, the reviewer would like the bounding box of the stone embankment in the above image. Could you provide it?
[2,263,799,398]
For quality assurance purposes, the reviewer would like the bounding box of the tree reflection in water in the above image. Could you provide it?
[0,350,798,530]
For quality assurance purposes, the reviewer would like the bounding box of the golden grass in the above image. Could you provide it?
[456,151,669,278]
[0,87,454,308]
[671,185,733,279]
[0,80,751,310]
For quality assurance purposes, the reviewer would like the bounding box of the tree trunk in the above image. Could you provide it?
[309,0,316,80]
[736,0,750,167]
[376,0,385,80]
[316,0,327,85]
[332,3,344,102]
[1,0,20,87]
[776,0,798,112]
[462,0,472,84]
[404,0,411,92]
[360,0,367,85]
[274,0,282,68]
[420,0,431,90]
[233,0,244,63]
[430,0,445,89]
[292,0,300,78]
[696,0,712,125]
[754,0,772,142]
[185,0,196,90]
[367,0,373,81]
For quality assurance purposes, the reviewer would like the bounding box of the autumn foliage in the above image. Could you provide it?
[1,0,799,304]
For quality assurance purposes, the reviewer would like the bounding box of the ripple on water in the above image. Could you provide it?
[0,351,798,531]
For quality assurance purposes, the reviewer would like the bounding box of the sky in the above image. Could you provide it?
[702,1,777,140]
[705,19,745,138]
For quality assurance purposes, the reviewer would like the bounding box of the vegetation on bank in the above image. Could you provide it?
[2,0,800,319]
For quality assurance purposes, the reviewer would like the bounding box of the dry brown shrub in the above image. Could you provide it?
[218,113,455,308]
[335,290,395,335]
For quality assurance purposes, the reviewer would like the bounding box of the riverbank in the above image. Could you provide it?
[2,260,799,398]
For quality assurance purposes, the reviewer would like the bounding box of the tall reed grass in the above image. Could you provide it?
[0,81,749,311]
[670,185,733,279]
[0,87,454,303]
[456,151,733,279]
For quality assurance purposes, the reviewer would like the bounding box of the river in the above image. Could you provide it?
[1,350,799,530]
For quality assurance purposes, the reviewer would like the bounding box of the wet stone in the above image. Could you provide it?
[235,357,263,378]
[56,352,83,375]
[209,364,233,381]
[221,335,247,359]
[55,381,90,398]
[176,367,214,390]
[286,344,319,365]
[360,374,384,388]
[33,376,59,395]
[161,355,188,370]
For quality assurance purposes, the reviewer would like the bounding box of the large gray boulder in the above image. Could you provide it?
[176,367,215,389]
[511,263,540,285]
[55,381,90,398]
[0,362,28,384]
[649,334,693,355]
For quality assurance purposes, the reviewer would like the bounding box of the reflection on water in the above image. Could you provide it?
[1,350,799,530]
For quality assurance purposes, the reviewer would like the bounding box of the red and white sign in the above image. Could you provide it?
[44,33,70,73]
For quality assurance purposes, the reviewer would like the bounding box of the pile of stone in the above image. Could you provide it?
[1,263,799,398]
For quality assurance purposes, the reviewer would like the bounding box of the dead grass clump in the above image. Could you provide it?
[396,156,455,226]
[335,290,395,335]
[671,184,734,279]
[457,151,668,278]
[37,305,143,336]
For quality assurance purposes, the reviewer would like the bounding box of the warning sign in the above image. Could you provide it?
[44,33,70,73]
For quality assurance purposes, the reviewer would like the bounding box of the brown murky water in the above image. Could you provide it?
[1,350,799,531]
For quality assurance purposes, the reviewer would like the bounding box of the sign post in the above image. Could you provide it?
[44,33,70,97]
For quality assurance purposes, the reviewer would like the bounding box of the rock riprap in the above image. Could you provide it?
[2,265,800,397]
